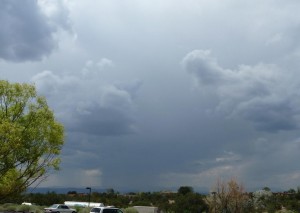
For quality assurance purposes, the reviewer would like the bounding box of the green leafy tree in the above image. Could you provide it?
[178,186,194,195]
[172,192,208,213]
[0,80,64,200]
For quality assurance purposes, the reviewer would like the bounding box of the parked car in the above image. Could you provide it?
[90,207,123,213]
[44,204,76,213]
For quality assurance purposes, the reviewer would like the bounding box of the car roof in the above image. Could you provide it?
[91,207,118,209]
[49,204,70,207]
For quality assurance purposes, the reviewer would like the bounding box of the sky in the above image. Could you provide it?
[2,0,300,193]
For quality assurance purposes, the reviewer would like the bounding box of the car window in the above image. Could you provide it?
[90,208,101,213]
[103,209,119,213]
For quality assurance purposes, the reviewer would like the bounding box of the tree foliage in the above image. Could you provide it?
[0,80,64,200]
[13,186,300,212]
[177,186,194,195]
[173,192,208,213]
[208,178,251,213]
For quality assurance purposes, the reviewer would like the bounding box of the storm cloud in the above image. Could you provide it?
[0,0,70,62]
[182,50,300,132]
[2,0,300,192]
[32,65,140,136]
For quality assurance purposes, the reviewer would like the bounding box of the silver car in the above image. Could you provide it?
[44,204,77,213]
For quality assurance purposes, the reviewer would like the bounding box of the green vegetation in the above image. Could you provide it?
[0,203,44,213]
[205,178,300,212]
[0,80,64,201]
[1,185,300,213]
[122,207,138,213]
[0,205,135,213]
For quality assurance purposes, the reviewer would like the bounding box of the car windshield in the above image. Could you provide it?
[49,204,59,208]
[103,210,121,213]
[91,208,101,213]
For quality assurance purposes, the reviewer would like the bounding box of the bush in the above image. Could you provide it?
[4,204,18,211]
[26,205,45,213]
[78,207,91,213]
[18,204,31,212]
[74,206,81,213]
[123,207,138,213]
[35,209,43,213]
[0,204,45,213]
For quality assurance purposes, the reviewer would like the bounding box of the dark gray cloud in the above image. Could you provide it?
[68,103,136,136]
[31,63,140,136]
[182,50,300,132]
[2,0,300,192]
[0,0,70,62]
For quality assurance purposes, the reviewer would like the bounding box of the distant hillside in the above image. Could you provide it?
[27,187,106,194]
[27,186,211,194]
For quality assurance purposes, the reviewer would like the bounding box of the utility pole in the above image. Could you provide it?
[86,187,91,207]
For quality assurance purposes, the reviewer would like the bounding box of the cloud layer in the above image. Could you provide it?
[1,0,300,192]
[182,49,300,132]
[31,62,140,136]
[0,0,70,62]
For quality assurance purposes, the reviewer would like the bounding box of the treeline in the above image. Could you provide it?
[4,187,208,212]
[3,183,300,212]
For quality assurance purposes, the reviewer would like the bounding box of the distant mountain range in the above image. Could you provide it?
[26,186,286,195]
[27,187,107,194]
[26,186,211,194]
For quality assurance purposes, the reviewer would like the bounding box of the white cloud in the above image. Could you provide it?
[38,0,71,31]
[100,85,133,110]
[215,151,241,163]
[97,58,114,69]
[181,50,225,85]
[82,58,114,76]
[85,169,102,176]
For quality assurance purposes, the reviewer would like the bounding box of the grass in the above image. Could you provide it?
[0,204,45,213]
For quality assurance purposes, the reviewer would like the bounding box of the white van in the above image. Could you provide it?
[90,207,123,213]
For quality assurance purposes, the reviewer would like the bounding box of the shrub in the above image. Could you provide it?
[123,207,138,213]
[4,204,18,211]
[18,204,31,212]
[35,209,43,213]
[74,206,81,213]
[78,207,91,213]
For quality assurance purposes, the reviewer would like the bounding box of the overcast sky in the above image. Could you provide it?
[2,0,300,193]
